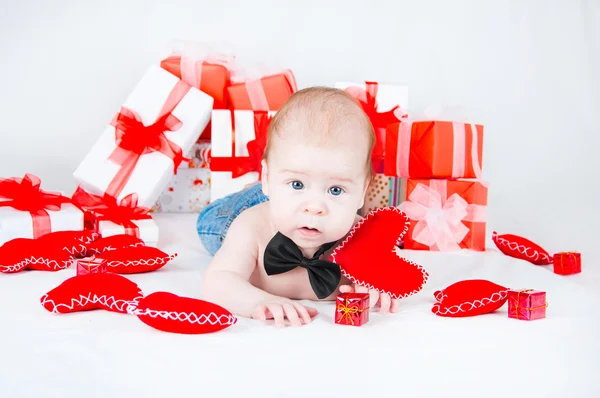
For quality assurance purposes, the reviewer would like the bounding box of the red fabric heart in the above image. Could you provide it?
[85,234,145,256]
[492,231,552,265]
[432,279,510,317]
[329,206,429,299]
[0,238,73,273]
[40,273,144,314]
[37,230,100,258]
[133,291,237,334]
[99,246,177,274]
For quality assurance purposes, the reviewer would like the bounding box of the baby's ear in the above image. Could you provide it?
[260,159,269,196]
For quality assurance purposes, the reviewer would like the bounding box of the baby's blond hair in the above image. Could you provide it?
[262,86,375,181]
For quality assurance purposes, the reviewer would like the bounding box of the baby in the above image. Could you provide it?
[197,86,400,327]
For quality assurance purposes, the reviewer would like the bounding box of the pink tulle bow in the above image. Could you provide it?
[399,182,486,251]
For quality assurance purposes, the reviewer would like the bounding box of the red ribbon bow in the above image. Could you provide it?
[104,80,191,199]
[72,187,151,238]
[0,174,72,238]
[345,82,402,173]
[210,111,272,179]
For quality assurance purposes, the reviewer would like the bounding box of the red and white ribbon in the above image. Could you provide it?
[231,66,297,111]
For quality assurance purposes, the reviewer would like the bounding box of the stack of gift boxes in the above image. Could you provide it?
[388,119,488,251]
[0,62,494,253]
[152,49,296,209]
[0,42,581,276]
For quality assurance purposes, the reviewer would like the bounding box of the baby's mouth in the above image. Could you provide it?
[299,226,321,236]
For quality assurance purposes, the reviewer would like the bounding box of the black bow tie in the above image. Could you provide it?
[263,232,340,299]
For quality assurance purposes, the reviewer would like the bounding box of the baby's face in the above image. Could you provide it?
[262,136,369,253]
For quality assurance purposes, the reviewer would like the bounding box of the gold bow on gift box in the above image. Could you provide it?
[336,295,367,325]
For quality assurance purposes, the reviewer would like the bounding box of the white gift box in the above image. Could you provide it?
[98,218,159,247]
[73,65,214,208]
[0,203,84,246]
[153,168,211,213]
[210,110,276,202]
[334,81,409,111]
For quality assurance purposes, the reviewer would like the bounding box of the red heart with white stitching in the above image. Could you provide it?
[492,231,552,265]
[329,207,429,299]
[40,273,144,314]
[99,246,177,274]
[432,279,510,317]
[133,291,237,334]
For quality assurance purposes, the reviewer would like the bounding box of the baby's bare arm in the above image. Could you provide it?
[200,211,278,317]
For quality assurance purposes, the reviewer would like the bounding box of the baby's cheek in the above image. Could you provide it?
[329,208,359,237]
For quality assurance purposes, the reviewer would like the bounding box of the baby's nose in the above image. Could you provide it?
[303,202,326,215]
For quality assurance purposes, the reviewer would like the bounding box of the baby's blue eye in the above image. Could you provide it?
[329,186,343,196]
[290,181,304,190]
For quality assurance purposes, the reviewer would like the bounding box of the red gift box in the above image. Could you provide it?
[385,120,484,179]
[399,179,487,251]
[508,289,547,321]
[553,252,581,275]
[160,55,231,110]
[227,70,297,111]
[335,293,369,326]
[76,257,107,276]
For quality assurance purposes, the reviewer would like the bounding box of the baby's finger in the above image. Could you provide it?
[292,302,312,324]
[354,284,369,294]
[251,304,268,321]
[390,298,400,313]
[379,293,392,314]
[305,305,319,318]
[267,304,285,328]
[282,303,302,327]
[339,285,354,293]
[368,289,380,309]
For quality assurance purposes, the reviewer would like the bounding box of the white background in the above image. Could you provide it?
[0,0,598,263]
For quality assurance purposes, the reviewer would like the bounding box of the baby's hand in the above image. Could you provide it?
[251,298,319,328]
[339,284,400,314]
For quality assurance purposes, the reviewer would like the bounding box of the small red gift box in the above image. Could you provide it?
[227,70,297,111]
[76,257,107,276]
[553,252,581,275]
[335,293,369,326]
[398,179,488,251]
[508,289,547,321]
[385,120,484,179]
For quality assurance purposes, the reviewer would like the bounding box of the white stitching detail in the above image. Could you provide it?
[40,292,144,313]
[432,290,509,315]
[1,257,70,273]
[132,308,237,326]
[106,254,177,268]
[89,242,144,255]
